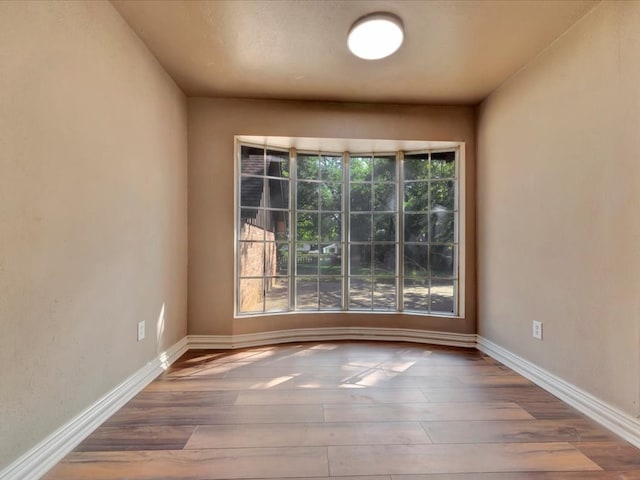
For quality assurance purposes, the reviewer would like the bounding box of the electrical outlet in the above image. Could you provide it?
[137,320,145,341]
[532,320,543,340]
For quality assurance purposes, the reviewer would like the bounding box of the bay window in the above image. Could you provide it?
[237,141,459,316]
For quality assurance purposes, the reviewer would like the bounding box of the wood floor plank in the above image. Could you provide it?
[165,349,280,372]
[164,361,256,378]
[294,374,464,389]
[385,365,515,376]
[235,388,428,405]
[184,422,431,449]
[391,472,640,479]
[517,401,584,419]
[105,404,323,426]
[223,363,373,378]
[126,390,239,407]
[146,376,295,391]
[571,441,640,470]
[73,425,196,452]
[324,402,534,422]
[422,386,558,403]
[279,477,390,480]
[44,447,329,480]
[328,443,602,476]
[422,419,615,444]
[456,375,532,387]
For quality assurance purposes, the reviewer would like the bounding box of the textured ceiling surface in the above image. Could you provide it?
[112,0,598,105]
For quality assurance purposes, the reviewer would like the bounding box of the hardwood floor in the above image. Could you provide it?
[44,341,640,479]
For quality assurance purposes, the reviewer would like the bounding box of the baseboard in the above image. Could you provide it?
[0,337,189,480]
[477,336,640,449]
[188,327,478,350]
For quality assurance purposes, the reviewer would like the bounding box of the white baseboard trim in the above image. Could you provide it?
[188,327,478,350]
[0,337,189,480]
[477,336,640,449]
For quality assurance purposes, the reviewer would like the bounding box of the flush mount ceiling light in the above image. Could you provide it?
[347,12,404,60]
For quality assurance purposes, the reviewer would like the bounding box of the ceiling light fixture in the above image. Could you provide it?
[347,12,404,60]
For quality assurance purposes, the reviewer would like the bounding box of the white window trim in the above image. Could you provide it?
[234,136,465,319]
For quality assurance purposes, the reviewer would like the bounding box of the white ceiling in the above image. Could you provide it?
[112,0,598,105]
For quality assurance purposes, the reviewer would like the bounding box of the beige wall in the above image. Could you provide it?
[477,0,640,417]
[0,0,188,470]
[188,98,476,336]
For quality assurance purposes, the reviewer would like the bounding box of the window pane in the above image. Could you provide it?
[239,278,263,313]
[264,242,278,276]
[404,214,428,242]
[349,277,372,309]
[268,179,289,209]
[240,207,260,222]
[240,146,264,176]
[240,176,265,208]
[403,279,429,311]
[430,212,454,243]
[276,243,289,275]
[350,214,371,242]
[430,245,455,278]
[320,156,342,181]
[320,246,342,275]
[374,244,395,275]
[350,244,371,275]
[296,212,318,241]
[297,181,318,210]
[404,244,429,277]
[431,151,455,179]
[350,156,372,181]
[239,241,264,277]
[404,182,429,212]
[374,213,395,241]
[269,210,289,241]
[374,182,396,211]
[320,182,342,211]
[297,155,319,180]
[240,208,264,238]
[266,149,289,177]
[296,277,318,309]
[431,278,455,314]
[320,213,341,242]
[430,180,455,210]
[374,277,396,310]
[265,277,289,311]
[404,153,429,181]
[350,183,371,211]
[374,156,396,181]
[320,277,342,309]
[296,250,318,275]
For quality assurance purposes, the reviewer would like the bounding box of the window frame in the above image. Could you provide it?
[235,140,463,318]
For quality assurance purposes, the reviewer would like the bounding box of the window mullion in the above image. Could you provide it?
[317,155,322,310]
[290,147,297,311]
[426,152,432,314]
[343,151,350,310]
[262,148,267,313]
[397,150,404,312]
[369,154,374,310]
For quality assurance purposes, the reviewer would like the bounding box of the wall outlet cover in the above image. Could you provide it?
[532,320,543,340]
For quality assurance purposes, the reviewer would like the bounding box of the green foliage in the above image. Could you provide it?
[350,157,371,181]
[296,155,343,243]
